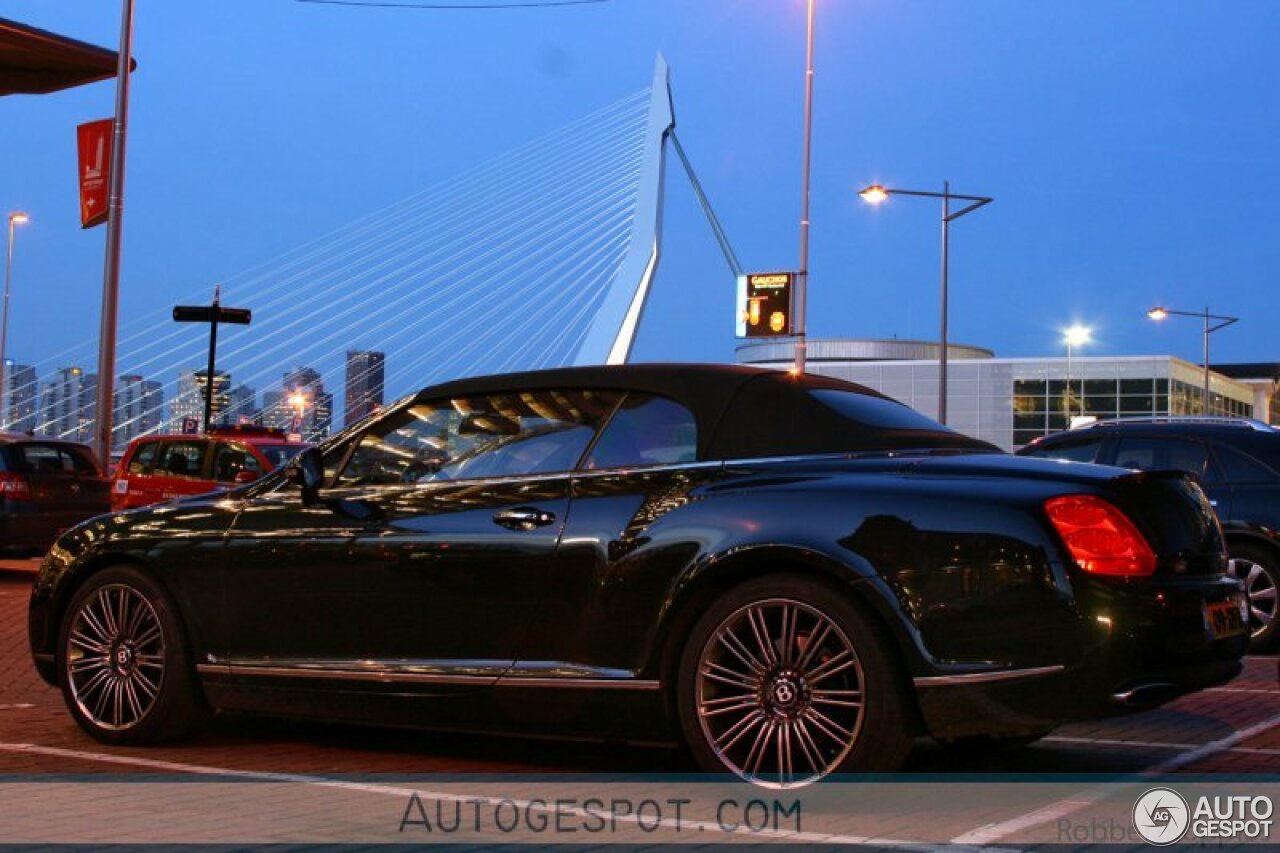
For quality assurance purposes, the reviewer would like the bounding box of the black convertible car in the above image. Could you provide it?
[29,365,1247,786]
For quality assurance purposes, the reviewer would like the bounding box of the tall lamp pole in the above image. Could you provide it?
[1147,306,1238,415]
[93,0,137,463]
[858,183,993,425]
[1063,325,1091,423]
[793,0,817,374]
[1,212,30,429]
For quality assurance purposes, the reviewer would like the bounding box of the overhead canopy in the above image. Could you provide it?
[0,17,132,97]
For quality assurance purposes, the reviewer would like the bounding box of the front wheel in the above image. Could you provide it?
[58,565,207,744]
[676,574,915,787]
[1227,544,1278,652]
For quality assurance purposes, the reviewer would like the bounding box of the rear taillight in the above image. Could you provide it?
[1044,495,1157,577]
[0,472,32,501]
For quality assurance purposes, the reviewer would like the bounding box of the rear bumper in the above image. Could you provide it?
[918,574,1249,741]
[0,511,64,554]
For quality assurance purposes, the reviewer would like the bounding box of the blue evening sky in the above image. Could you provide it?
[3,0,1278,394]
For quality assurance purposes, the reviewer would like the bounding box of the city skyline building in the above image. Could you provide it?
[261,367,333,441]
[2,361,38,432]
[77,373,97,444]
[345,350,385,428]
[171,369,230,432]
[113,375,165,449]
[38,367,85,441]
[223,384,257,426]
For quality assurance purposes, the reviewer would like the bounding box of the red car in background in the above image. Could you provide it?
[112,425,309,511]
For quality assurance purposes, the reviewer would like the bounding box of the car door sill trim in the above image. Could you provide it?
[197,662,660,690]
[913,664,1065,687]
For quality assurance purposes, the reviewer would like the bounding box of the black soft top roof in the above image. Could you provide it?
[411,363,990,460]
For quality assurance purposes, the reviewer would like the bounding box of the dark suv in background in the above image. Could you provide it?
[1019,417,1279,651]
[0,433,111,556]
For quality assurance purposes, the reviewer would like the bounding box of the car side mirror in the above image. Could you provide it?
[234,470,259,484]
[285,446,324,503]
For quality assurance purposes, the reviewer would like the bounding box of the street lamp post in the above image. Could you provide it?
[1063,325,1092,423]
[794,0,817,374]
[1147,306,1239,415]
[1,212,30,429]
[858,183,993,425]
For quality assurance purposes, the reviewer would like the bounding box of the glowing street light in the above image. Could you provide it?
[1,212,31,429]
[856,182,993,424]
[858,185,889,204]
[1063,325,1092,422]
[1147,305,1238,414]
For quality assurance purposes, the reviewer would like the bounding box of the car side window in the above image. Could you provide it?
[154,441,209,479]
[585,393,697,469]
[1020,438,1105,463]
[1113,436,1211,480]
[1211,443,1278,484]
[336,389,620,486]
[212,443,262,483]
[128,440,160,474]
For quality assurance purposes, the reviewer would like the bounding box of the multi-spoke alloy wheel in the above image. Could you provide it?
[66,584,165,731]
[677,575,914,787]
[696,598,864,787]
[59,567,206,744]
[1227,550,1278,650]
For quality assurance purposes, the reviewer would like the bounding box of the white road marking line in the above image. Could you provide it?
[1206,687,1278,695]
[1045,733,1280,756]
[0,742,939,847]
[1044,735,1198,750]
[0,704,35,711]
[951,710,1280,846]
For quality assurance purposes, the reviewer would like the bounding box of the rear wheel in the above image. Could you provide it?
[676,574,915,787]
[1227,544,1278,652]
[58,565,206,744]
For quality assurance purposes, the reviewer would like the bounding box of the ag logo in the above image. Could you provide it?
[1134,788,1190,845]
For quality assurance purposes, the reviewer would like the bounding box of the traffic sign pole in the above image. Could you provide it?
[173,286,251,434]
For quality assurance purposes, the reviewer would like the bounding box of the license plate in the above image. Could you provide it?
[1205,595,1247,640]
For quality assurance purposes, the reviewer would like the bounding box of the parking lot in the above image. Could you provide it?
[2,562,1276,778]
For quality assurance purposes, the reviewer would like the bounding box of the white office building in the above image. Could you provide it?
[737,339,1261,452]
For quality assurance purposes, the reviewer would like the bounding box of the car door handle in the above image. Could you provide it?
[493,507,556,531]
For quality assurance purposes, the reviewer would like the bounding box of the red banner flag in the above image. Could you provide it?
[76,118,113,229]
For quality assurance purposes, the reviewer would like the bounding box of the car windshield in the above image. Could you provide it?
[257,444,308,470]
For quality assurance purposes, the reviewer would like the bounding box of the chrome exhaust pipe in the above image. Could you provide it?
[1111,681,1178,707]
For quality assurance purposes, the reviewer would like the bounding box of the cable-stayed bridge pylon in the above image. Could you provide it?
[10,55,686,449]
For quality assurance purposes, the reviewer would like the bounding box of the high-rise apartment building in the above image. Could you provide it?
[2,361,38,432]
[271,367,333,441]
[38,367,85,440]
[113,375,164,449]
[222,384,257,426]
[345,350,385,427]
[171,369,230,431]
